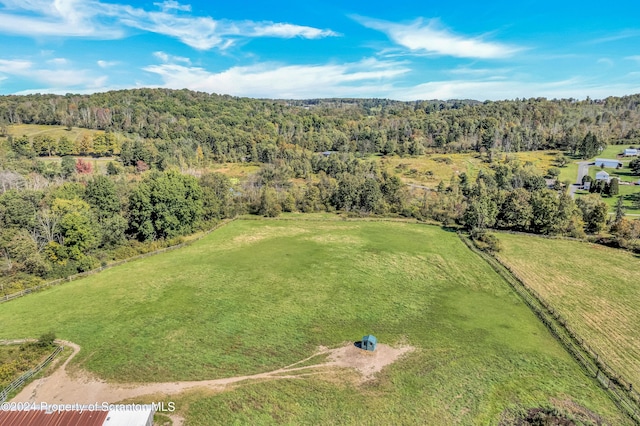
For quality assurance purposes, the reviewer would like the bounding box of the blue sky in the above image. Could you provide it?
[0,0,639,100]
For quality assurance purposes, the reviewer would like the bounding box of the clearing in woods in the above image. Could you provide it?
[495,232,640,391]
[0,219,629,424]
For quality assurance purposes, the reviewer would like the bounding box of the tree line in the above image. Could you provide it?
[0,170,234,295]
[1,89,640,164]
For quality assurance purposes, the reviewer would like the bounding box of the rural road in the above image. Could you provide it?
[13,340,413,404]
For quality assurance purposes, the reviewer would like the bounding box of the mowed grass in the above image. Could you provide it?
[495,233,640,390]
[0,220,628,424]
[3,124,104,145]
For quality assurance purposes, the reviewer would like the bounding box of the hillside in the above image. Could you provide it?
[2,90,640,162]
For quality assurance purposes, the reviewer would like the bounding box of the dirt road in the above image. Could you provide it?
[13,340,413,405]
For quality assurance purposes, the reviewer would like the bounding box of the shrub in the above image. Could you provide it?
[75,158,92,174]
[470,229,502,252]
[36,331,56,348]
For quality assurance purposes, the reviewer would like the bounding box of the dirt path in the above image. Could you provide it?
[12,340,413,406]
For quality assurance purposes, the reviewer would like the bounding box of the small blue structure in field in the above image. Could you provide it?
[362,335,377,352]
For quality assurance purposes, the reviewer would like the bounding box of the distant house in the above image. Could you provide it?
[624,148,638,157]
[594,158,622,168]
[595,170,610,182]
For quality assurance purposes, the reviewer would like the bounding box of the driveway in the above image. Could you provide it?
[569,161,591,198]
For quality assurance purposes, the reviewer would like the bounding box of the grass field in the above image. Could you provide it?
[207,162,261,180]
[559,160,579,183]
[0,219,628,424]
[495,232,640,392]
[2,124,105,145]
[382,150,561,188]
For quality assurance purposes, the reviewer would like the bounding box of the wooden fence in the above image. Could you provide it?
[0,219,235,305]
[0,345,63,403]
[458,233,640,424]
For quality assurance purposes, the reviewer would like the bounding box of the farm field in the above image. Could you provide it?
[382,150,560,188]
[0,219,627,424]
[2,124,105,146]
[495,232,640,391]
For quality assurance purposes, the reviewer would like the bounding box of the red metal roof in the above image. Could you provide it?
[0,409,108,426]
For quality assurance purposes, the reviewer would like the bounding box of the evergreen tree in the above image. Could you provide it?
[607,177,619,196]
[614,196,625,224]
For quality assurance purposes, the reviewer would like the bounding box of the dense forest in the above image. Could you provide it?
[1,89,640,296]
[1,90,640,163]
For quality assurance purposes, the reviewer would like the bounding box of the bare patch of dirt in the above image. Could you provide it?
[325,342,413,380]
[12,341,414,406]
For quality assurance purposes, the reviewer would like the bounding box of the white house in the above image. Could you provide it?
[594,158,622,168]
[624,148,638,156]
[595,170,610,182]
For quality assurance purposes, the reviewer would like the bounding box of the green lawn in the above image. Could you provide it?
[558,160,579,183]
[495,232,640,391]
[575,185,640,215]
[0,220,628,424]
[588,166,637,183]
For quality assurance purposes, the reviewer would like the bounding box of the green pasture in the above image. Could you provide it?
[3,124,104,145]
[496,232,640,391]
[0,219,628,424]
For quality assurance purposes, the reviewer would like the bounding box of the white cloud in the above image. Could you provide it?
[143,58,409,98]
[153,51,191,64]
[0,0,123,38]
[625,56,640,63]
[47,58,68,65]
[587,30,640,44]
[357,16,520,59]
[0,0,337,50]
[394,78,640,101]
[449,66,512,76]
[0,58,107,89]
[153,0,191,12]
[251,23,338,39]
[597,58,614,67]
[0,59,33,73]
[97,60,119,68]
